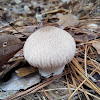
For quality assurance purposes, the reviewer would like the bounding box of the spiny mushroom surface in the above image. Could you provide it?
[23,26,76,78]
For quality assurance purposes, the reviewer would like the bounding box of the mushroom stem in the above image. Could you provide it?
[38,66,65,78]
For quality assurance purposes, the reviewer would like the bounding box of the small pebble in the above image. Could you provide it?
[15,21,24,26]
[35,13,43,22]
[14,0,21,4]
[24,5,32,14]
[31,1,38,8]
[61,0,72,3]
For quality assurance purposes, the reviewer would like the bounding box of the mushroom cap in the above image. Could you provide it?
[23,26,76,69]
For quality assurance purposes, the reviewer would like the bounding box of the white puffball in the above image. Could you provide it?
[23,26,76,77]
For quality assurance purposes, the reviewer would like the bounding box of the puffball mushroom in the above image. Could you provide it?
[23,26,76,78]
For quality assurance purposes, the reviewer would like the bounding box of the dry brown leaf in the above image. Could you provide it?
[73,34,98,42]
[23,26,36,33]
[56,13,79,27]
[0,34,23,71]
[16,66,37,77]
[92,41,100,54]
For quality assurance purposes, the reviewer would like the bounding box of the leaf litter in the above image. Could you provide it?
[0,0,100,100]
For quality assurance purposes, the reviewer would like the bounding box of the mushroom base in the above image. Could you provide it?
[38,66,65,78]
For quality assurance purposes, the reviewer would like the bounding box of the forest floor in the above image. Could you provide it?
[0,0,100,100]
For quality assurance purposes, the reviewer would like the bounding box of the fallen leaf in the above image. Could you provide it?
[0,11,14,26]
[16,66,37,77]
[0,73,40,99]
[0,59,23,79]
[23,26,36,33]
[0,0,8,2]
[0,34,23,71]
[15,20,24,26]
[74,34,99,42]
[86,23,98,32]
[92,40,100,54]
[73,34,87,42]
[56,13,79,28]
